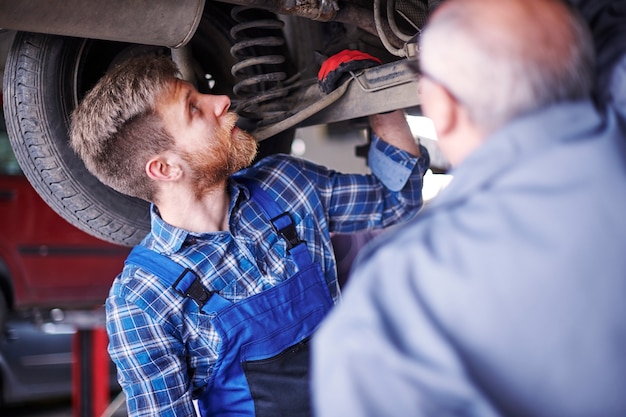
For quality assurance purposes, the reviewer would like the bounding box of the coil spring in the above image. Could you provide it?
[230,7,291,124]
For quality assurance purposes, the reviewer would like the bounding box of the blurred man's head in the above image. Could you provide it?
[418,0,594,166]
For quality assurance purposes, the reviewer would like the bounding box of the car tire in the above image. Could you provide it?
[3,33,152,246]
[2,4,294,246]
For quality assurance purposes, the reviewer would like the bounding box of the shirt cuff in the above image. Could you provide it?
[368,133,424,191]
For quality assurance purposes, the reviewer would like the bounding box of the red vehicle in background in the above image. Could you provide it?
[0,92,130,328]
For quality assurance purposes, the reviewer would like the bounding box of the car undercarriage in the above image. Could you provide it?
[0,0,438,245]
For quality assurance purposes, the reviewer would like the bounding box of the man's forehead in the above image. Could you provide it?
[154,78,189,112]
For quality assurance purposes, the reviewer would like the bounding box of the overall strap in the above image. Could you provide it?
[124,178,312,313]
[237,177,313,270]
[125,246,231,313]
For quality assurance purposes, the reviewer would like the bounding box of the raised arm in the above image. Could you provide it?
[369,110,422,157]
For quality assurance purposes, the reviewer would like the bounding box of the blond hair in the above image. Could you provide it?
[70,55,180,201]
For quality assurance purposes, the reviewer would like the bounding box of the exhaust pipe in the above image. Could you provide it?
[0,0,205,48]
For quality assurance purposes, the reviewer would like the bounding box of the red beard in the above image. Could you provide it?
[181,112,258,199]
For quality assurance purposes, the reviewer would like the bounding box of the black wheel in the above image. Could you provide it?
[2,4,293,246]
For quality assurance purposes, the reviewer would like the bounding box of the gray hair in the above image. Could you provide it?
[420,0,595,133]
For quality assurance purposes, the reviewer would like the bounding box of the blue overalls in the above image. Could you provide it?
[125,179,334,416]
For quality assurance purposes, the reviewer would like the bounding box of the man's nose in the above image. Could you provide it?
[207,94,231,117]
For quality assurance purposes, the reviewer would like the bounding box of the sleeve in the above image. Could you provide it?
[249,135,429,234]
[106,287,198,417]
[368,132,429,191]
[324,133,430,233]
[311,235,499,417]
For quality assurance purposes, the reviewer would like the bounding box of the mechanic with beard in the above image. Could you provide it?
[69,55,428,417]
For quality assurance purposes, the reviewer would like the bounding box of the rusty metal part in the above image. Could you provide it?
[219,0,339,21]
[251,59,421,140]
[303,59,421,125]
[0,0,205,47]
[0,0,391,46]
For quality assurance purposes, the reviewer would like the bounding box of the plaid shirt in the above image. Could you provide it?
[106,135,429,417]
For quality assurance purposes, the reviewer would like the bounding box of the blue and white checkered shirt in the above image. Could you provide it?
[106,134,429,417]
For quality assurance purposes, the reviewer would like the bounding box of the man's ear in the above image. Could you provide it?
[145,153,182,182]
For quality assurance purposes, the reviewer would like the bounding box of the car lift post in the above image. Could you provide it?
[73,327,110,417]
[56,308,110,417]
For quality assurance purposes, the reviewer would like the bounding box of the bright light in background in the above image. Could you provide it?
[406,115,454,201]
[422,169,453,201]
[291,137,307,156]
[406,115,438,141]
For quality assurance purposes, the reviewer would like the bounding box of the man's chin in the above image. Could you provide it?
[229,137,258,172]
[237,132,259,158]
[234,127,256,143]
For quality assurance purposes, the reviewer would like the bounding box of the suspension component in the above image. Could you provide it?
[374,0,433,57]
[229,6,292,125]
